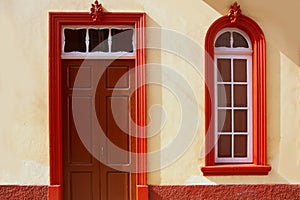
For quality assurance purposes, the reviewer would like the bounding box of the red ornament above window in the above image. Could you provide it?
[228,2,241,23]
[90,0,103,21]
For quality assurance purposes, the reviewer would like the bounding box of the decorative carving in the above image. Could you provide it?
[90,0,103,21]
[228,2,241,23]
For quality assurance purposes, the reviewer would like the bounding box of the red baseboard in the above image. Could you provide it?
[48,185,61,200]
[137,185,148,200]
[0,185,48,200]
[149,185,300,200]
[0,184,299,199]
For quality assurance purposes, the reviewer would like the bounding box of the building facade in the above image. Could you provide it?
[0,0,300,199]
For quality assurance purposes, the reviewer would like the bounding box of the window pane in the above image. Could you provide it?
[215,32,230,47]
[234,135,247,157]
[218,109,232,132]
[217,59,231,82]
[233,32,249,48]
[234,85,247,107]
[218,135,232,157]
[111,29,134,52]
[88,29,109,52]
[233,59,247,82]
[218,84,231,107]
[234,110,247,132]
[64,29,86,52]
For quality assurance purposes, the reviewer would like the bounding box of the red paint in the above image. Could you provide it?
[49,12,146,200]
[137,185,148,200]
[202,6,270,175]
[201,164,271,176]
[0,185,298,199]
[47,185,61,200]
[0,185,48,200]
[90,0,103,21]
[149,185,300,200]
[228,2,241,23]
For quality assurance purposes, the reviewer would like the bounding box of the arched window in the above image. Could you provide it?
[214,28,253,164]
[201,3,271,175]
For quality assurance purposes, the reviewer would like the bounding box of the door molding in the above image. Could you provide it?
[49,12,146,200]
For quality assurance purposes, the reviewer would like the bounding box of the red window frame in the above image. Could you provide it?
[48,12,147,199]
[201,14,271,175]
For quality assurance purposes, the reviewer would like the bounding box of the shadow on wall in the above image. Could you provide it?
[146,15,163,185]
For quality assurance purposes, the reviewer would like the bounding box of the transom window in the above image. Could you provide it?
[214,28,253,163]
[62,26,135,58]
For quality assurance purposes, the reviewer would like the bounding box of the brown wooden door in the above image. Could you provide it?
[62,59,136,200]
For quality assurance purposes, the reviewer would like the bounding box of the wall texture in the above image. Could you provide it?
[0,185,298,200]
[149,185,300,200]
[0,186,48,200]
[0,0,299,185]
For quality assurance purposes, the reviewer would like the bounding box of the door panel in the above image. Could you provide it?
[69,97,93,164]
[70,172,93,200]
[107,172,129,200]
[62,59,136,200]
[106,96,130,165]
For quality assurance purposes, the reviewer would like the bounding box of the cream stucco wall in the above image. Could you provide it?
[0,0,299,185]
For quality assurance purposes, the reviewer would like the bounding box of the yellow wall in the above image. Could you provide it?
[0,0,299,184]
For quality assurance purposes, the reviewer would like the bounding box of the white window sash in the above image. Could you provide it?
[214,54,253,163]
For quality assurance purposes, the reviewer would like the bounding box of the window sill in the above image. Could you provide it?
[201,164,271,176]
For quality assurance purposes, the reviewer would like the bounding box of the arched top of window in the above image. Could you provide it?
[214,28,252,49]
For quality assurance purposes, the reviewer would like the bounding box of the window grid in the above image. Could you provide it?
[214,54,253,163]
[61,26,135,58]
[85,29,89,53]
[214,28,252,49]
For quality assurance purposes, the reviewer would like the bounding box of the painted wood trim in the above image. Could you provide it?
[137,185,149,200]
[202,13,270,175]
[49,12,147,199]
[49,12,63,188]
[47,185,61,200]
[201,165,271,176]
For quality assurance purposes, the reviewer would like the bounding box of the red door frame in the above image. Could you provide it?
[48,12,147,200]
